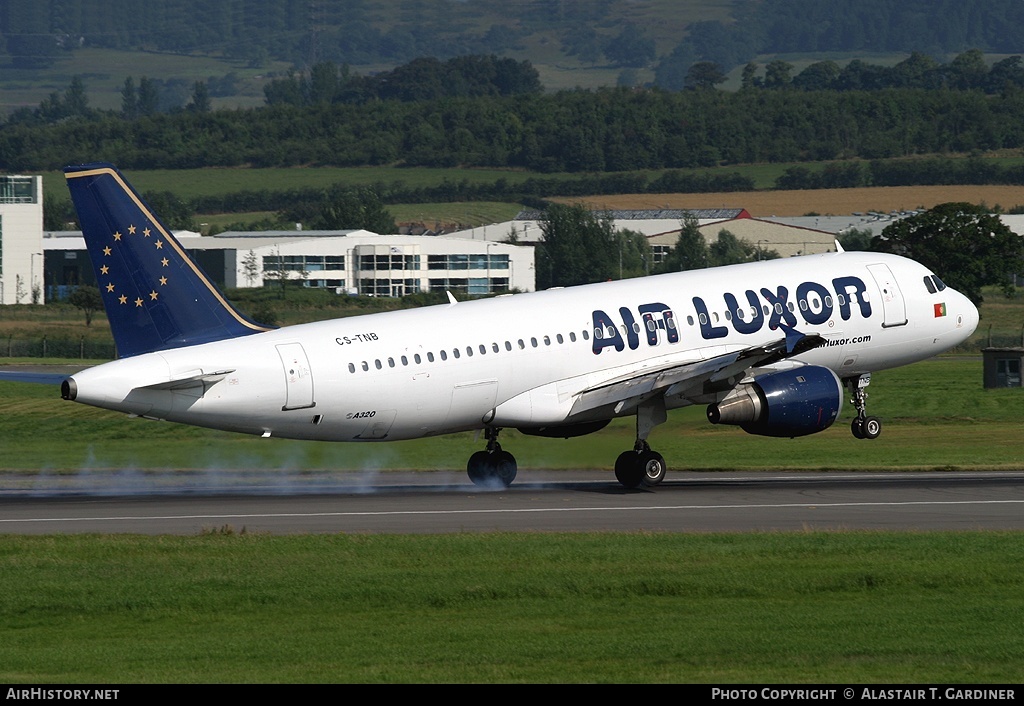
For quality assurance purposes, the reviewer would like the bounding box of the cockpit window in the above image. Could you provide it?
[923,274,946,293]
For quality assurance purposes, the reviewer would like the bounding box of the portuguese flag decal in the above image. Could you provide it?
[934,302,947,317]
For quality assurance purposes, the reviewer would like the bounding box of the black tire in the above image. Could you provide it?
[467,450,490,486]
[851,417,865,439]
[862,416,882,440]
[639,450,666,486]
[493,450,517,487]
[614,451,644,489]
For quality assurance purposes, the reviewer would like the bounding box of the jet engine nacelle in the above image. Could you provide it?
[706,366,843,438]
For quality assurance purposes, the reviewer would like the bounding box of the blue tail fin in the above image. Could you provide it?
[65,163,272,358]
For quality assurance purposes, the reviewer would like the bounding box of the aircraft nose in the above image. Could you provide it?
[951,290,980,343]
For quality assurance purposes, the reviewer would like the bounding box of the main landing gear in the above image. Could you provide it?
[614,399,668,489]
[467,426,518,488]
[847,373,882,440]
[614,442,666,489]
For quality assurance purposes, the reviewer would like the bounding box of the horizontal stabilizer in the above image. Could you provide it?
[0,371,71,386]
[136,370,235,392]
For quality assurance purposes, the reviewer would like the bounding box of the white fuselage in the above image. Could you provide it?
[67,251,979,442]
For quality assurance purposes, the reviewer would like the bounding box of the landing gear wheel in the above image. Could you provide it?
[614,449,665,489]
[851,417,865,439]
[861,416,881,440]
[467,450,490,484]
[614,451,644,489]
[467,441,517,489]
[639,450,666,487]
[492,449,517,487]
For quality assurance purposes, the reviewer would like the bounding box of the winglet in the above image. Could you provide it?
[64,163,272,358]
[835,239,845,253]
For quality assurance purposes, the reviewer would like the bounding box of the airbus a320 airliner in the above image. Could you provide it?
[48,164,978,488]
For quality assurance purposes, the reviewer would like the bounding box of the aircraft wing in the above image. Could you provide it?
[569,327,826,417]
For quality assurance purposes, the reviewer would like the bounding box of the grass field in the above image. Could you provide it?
[570,184,1024,218]
[1,532,1022,682]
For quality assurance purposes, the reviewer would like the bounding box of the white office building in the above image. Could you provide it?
[0,175,44,305]
[43,228,535,298]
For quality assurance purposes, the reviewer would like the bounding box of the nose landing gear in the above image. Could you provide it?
[847,374,881,440]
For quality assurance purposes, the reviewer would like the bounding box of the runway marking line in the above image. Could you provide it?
[4,499,1024,524]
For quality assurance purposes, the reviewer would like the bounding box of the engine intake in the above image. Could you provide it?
[706,366,842,438]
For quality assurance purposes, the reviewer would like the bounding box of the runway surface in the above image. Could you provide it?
[2,470,1023,534]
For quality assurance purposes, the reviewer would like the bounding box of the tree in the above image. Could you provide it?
[188,81,211,113]
[536,203,618,288]
[709,229,755,266]
[137,77,160,116]
[837,228,873,251]
[763,60,793,89]
[603,26,656,68]
[740,62,761,90]
[63,76,89,116]
[241,250,260,287]
[871,203,1024,305]
[616,229,652,278]
[121,77,138,119]
[657,215,708,272]
[310,187,396,233]
[685,62,726,90]
[793,60,840,91]
[141,192,194,230]
[68,285,103,327]
[654,42,697,90]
